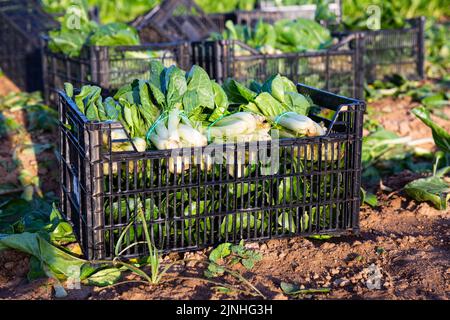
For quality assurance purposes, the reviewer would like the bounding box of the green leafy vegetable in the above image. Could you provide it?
[404,167,450,210]
[214,18,332,54]
[412,107,450,154]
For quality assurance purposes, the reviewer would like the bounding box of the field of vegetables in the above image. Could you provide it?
[0,0,449,301]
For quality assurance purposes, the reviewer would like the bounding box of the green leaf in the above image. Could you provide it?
[0,198,53,234]
[220,213,261,235]
[361,188,378,208]
[280,281,300,295]
[27,256,46,281]
[0,232,87,279]
[309,234,333,240]
[49,221,76,244]
[249,81,262,94]
[74,85,102,120]
[209,81,229,122]
[261,74,285,103]
[205,262,225,278]
[213,286,233,294]
[241,102,260,114]
[163,66,187,110]
[149,60,165,89]
[96,97,107,121]
[404,174,450,210]
[241,257,256,270]
[223,79,257,104]
[27,105,58,132]
[277,212,296,233]
[281,282,331,295]
[138,80,160,124]
[114,83,133,101]
[254,92,286,119]
[421,93,448,108]
[103,97,120,120]
[88,23,140,47]
[284,92,311,116]
[64,83,74,98]
[183,66,214,116]
[148,82,166,108]
[209,243,232,263]
[86,268,122,287]
[281,76,298,93]
[412,107,450,154]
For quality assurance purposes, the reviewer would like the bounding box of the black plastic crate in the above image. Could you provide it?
[333,17,426,84]
[42,40,192,105]
[58,84,365,260]
[0,0,57,91]
[191,34,365,99]
[132,0,219,43]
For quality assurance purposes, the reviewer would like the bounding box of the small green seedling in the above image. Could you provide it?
[205,240,262,278]
[281,282,331,297]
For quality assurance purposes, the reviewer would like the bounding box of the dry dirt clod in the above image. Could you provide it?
[321,242,336,250]
[273,293,288,300]
[331,267,341,275]
[334,278,350,287]
[352,241,362,246]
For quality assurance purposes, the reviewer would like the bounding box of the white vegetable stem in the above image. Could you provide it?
[155,121,169,140]
[178,124,207,147]
[275,112,325,137]
[209,112,259,140]
[167,108,181,143]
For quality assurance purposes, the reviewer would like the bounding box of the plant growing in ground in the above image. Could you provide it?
[204,241,262,278]
[401,107,450,210]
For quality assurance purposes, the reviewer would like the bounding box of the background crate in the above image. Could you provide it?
[232,1,341,29]
[58,84,365,260]
[191,34,365,99]
[43,40,192,105]
[333,17,426,84]
[132,0,219,43]
[0,0,57,92]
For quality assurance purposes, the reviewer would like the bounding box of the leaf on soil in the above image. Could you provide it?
[361,188,378,207]
[86,268,122,287]
[404,173,450,210]
[281,282,331,296]
[209,243,232,263]
[412,106,450,154]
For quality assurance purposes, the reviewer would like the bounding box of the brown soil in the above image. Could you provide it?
[367,95,450,151]
[0,78,59,194]
[0,89,449,300]
[0,75,20,96]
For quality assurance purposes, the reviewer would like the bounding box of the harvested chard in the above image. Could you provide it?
[208,112,270,143]
[147,110,208,174]
[275,112,326,137]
